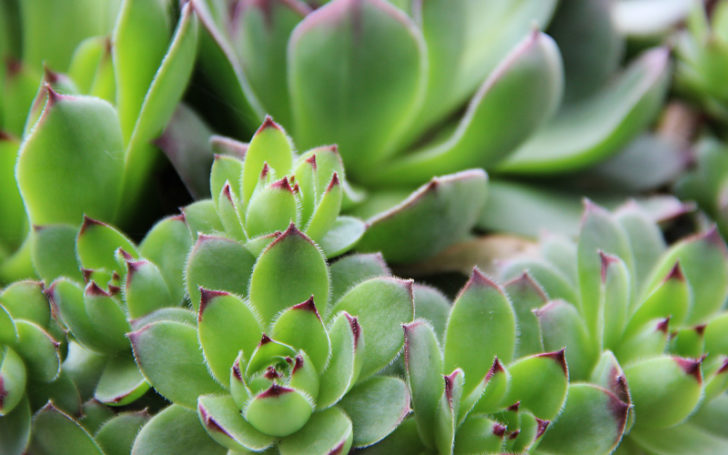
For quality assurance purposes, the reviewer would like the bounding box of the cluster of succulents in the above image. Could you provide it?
[3,0,728,454]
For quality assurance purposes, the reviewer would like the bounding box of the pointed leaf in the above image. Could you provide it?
[95,411,150,455]
[124,259,174,319]
[241,117,293,205]
[132,404,227,455]
[505,273,547,358]
[329,253,390,304]
[271,297,330,373]
[15,320,59,383]
[76,216,138,271]
[317,312,362,409]
[278,406,353,455]
[95,354,148,406]
[30,224,82,282]
[0,396,30,455]
[140,214,194,304]
[197,394,275,452]
[28,403,104,455]
[502,350,568,420]
[318,215,367,258]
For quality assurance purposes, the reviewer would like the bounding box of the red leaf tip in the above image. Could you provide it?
[656,317,671,334]
[85,281,111,297]
[291,296,319,316]
[536,348,568,375]
[256,115,281,133]
[486,357,505,381]
[199,288,229,320]
[536,418,550,438]
[344,313,361,349]
[79,215,104,235]
[258,383,293,398]
[259,334,273,346]
[326,172,340,192]
[270,177,295,193]
[493,423,507,437]
[507,401,521,412]
[674,356,703,383]
[664,262,684,282]
[599,251,619,283]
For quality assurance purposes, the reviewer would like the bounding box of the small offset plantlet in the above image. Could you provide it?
[362,268,570,454]
[129,225,413,454]
[497,201,728,454]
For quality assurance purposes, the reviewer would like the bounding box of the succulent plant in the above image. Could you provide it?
[129,224,414,454]
[0,0,199,283]
[676,0,728,125]
[495,201,728,454]
[361,268,571,454]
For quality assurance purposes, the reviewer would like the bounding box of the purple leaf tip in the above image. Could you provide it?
[79,215,104,235]
[328,440,346,455]
[493,423,507,437]
[599,251,619,283]
[271,177,295,193]
[292,355,304,375]
[486,357,504,381]
[199,288,229,320]
[259,334,273,346]
[305,154,317,169]
[664,262,684,282]
[257,115,281,133]
[444,370,461,409]
[292,296,319,316]
[656,317,671,334]
[259,383,293,398]
[85,281,111,297]
[536,348,568,375]
[674,357,703,383]
[344,313,361,349]
[536,418,550,438]
[264,366,281,380]
[326,173,340,192]
[507,401,521,412]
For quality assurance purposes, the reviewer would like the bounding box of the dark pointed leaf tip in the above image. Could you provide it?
[694,324,707,335]
[268,223,313,249]
[79,215,106,235]
[344,313,361,349]
[256,115,281,134]
[606,391,630,437]
[125,260,148,283]
[486,357,505,381]
[264,366,281,380]
[305,154,317,169]
[505,272,548,302]
[169,212,187,223]
[291,296,320,317]
[260,162,270,180]
[581,198,609,223]
[233,356,243,381]
[43,83,60,106]
[717,358,728,375]
[507,401,521,412]
[656,317,671,334]
[270,177,295,193]
[674,357,703,383]
[536,418,550,438]
[508,429,520,440]
[259,334,273,346]
[199,402,234,437]
[108,285,121,295]
[81,269,93,282]
[42,64,60,84]
[85,281,112,297]
[493,423,507,437]
[536,348,568,375]
[116,248,134,261]
[599,251,620,283]
[199,288,230,321]
[0,130,14,142]
[0,378,6,409]
[259,383,293,398]
[444,370,462,408]
[328,440,346,455]
[326,173,340,192]
[292,355,304,375]
[664,262,685,282]
[221,183,235,202]
[464,267,502,294]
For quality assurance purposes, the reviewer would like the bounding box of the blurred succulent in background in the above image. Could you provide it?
[362,268,575,454]
[129,224,413,454]
[675,0,728,125]
[0,0,198,283]
[496,201,728,454]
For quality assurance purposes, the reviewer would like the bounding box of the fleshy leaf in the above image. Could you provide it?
[28,403,104,455]
[329,253,390,304]
[0,396,30,455]
[0,280,49,328]
[124,259,174,319]
[198,289,262,385]
[130,321,225,407]
[15,320,60,383]
[197,394,275,452]
[249,224,329,325]
[271,297,330,373]
[139,214,193,304]
[16,91,124,226]
[185,234,256,310]
[505,273,547,358]
[95,410,150,455]
[330,277,413,379]
[444,268,515,395]
[453,415,505,454]
[288,0,427,174]
[316,312,362,409]
[355,170,488,263]
[132,404,227,455]
[502,350,568,420]
[30,224,82,282]
[413,285,451,343]
[339,375,410,447]
[76,216,138,271]
[0,345,26,416]
[241,117,293,205]
[278,406,353,455]
[94,354,148,406]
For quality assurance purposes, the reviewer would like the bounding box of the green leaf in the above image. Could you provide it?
[16,91,124,226]
[241,117,293,206]
[403,321,442,449]
[130,321,225,407]
[182,199,224,237]
[0,136,26,254]
[444,268,515,395]
[371,31,563,184]
[339,376,410,447]
[83,283,129,352]
[95,353,148,406]
[61,341,107,402]
[28,403,104,455]
[599,253,630,351]
[316,312,362,409]
[626,264,689,334]
[624,355,703,429]
[95,410,150,455]
[244,384,314,437]
[0,304,17,345]
[232,0,308,127]
[537,383,628,455]
[330,277,413,379]
[271,297,330,373]
[30,224,82,282]
[198,290,262,385]
[76,216,138,271]
[413,285,451,343]
[502,350,568,420]
[305,173,343,244]
[434,369,463,455]
[14,320,59,383]
[0,396,30,455]
[498,47,670,173]
[355,170,488,263]
[185,234,256,310]
[614,202,666,292]
[124,259,174,319]
[278,407,353,455]
[245,178,298,238]
[140,214,193,304]
[0,280,49,328]
[504,273,547,358]
[197,394,275,453]
[354,417,424,455]
[0,345,26,416]
[288,0,427,174]
[132,404,227,455]
[453,415,505,454]
[535,300,596,381]
[329,253,390,304]
[249,224,329,325]
[318,216,367,258]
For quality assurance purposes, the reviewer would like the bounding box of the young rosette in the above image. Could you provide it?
[360,268,568,454]
[129,225,413,454]
[46,213,192,407]
[186,115,365,260]
[0,281,67,455]
[497,201,728,454]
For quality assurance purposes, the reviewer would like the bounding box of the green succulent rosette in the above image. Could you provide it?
[676,0,728,125]
[0,0,199,283]
[129,225,413,454]
[496,201,728,454]
[362,268,574,454]
[46,213,193,408]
